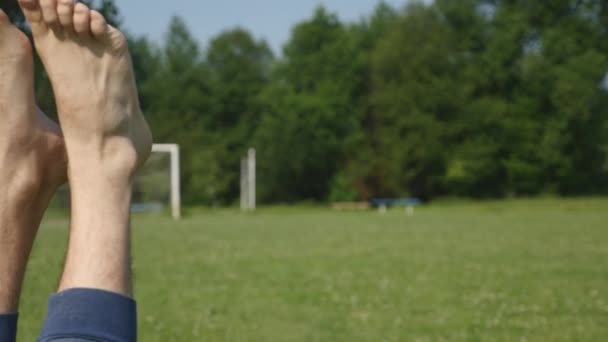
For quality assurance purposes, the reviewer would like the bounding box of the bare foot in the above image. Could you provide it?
[18,0,152,296]
[18,0,152,184]
[0,9,66,312]
[0,10,66,204]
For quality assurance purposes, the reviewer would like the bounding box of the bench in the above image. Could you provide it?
[131,203,164,213]
[370,198,421,215]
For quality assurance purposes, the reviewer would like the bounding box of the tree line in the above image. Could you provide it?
[5,0,608,205]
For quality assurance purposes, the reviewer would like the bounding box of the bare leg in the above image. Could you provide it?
[0,9,66,314]
[18,0,152,297]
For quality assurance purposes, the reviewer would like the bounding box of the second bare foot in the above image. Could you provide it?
[0,9,66,312]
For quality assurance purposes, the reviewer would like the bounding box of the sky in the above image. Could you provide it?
[116,0,412,55]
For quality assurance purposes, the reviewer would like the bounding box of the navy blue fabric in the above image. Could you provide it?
[38,289,137,342]
[0,313,18,342]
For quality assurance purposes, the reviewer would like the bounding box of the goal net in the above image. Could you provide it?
[50,144,182,219]
[132,144,181,219]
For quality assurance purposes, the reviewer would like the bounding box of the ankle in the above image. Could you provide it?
[0,159,44,202]
[0,146,65,204]
[67,131,151,185]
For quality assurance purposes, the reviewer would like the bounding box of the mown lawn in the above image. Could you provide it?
[17,198,608,341]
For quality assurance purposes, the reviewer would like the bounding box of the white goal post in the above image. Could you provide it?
[151,144,181,220]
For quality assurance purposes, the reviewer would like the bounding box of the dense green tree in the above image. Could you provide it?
[204,28,274,202]
[139,17,214,204]
[334,2,399,201]
[477,0,608,195]
[3,0,607,204]
[138,21,273,204]
[369,2,462,198]
[254,7,365,202]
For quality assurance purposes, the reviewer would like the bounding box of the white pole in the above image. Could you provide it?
[241,157,248,211]
[151,144,181,220]
[170,145,181,220]
[248,148,256,210]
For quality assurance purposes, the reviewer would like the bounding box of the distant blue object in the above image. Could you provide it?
[131,203,164,213]
[370,198,421,208]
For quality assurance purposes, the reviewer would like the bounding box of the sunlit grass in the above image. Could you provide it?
[18,198,608,341]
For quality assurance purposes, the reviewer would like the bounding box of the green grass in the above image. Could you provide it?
[17,198,608,341]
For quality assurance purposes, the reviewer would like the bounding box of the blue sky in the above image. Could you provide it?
[117,0,413,54]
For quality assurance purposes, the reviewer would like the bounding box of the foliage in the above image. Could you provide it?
[254,7,365,202]
[6,0,608,203]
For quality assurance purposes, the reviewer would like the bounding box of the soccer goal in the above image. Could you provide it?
[240,148,256,211]
[132,144,181,220]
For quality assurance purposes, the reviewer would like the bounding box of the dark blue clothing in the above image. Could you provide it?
[0,289,136,342]
[0,313,17,342]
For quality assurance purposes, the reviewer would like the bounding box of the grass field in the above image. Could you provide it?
[16,198,608,341]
